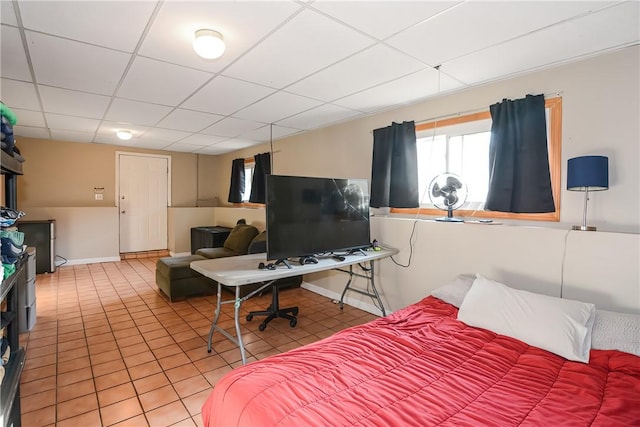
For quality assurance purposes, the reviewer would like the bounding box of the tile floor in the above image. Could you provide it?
[18,258,379,427]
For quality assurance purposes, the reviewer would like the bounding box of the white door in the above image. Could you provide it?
[118,154,169,253]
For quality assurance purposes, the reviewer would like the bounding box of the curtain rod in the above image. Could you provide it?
[243,149,281,162]
[415,91,563,126]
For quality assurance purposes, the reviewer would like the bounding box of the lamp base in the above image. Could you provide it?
[572,225,597,231]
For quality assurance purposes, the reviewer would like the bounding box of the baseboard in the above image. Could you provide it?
[58,256,122,266]
[300,281,391,316]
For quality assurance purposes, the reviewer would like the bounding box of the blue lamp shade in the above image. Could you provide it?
[567,156,608,191]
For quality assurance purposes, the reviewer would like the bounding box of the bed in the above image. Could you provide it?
[201,275,640,426]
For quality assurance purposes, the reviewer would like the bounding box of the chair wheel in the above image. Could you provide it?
[207,349,211,353]
[292,308,299,316]
[289,318,297,328]
[258,322,266,331]
[246,314,253,321]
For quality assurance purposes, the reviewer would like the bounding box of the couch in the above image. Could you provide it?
[155,222,301,301]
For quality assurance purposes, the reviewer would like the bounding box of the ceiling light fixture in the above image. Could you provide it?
[116,130,132,141]
[193,29,225,59]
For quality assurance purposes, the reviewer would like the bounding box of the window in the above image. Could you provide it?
[417,118,491,211]
[236,158,266,207]
[241,161,254,202]
[393,97,562,221]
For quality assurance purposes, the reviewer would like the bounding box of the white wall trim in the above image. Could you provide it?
[170,251,192,258]
[300,281,392,316]
[58,256,121,267]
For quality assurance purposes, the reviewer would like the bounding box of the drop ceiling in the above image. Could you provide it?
[1,1,638,155]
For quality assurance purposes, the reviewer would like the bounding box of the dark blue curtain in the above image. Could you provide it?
[370,121,419,208]
[228,158,245,203]
[485,94,555,213]
[249,152,271,204]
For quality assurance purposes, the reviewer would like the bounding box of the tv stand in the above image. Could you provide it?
[274,259,292,269]
[298,256,318,265]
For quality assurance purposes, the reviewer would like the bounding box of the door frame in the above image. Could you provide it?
[115,151,172,251]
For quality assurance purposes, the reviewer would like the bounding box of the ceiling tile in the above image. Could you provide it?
[312,1,461,40]
[287,44,426,101]
[233,91,322,125]
[335,68,464,113]
[224,9,375,88]
[26,31,131,95]
[50,129,95,143]
[195,145,231,155]
[104,98,172,127]
[0,2,17,25]
[179,133,227,147]
[139,1,301,73]
[138,128,191,143]
[14,126,49,139]
[117,57,213,106]
[210,138,262,151]
[10,108,45,128]
[128,139,173,151]
[97,121,150,138]
[156,109,224,133]
[160,142,201,153]
[443,2,640,85]
[44,113,100,133]
[1,25,31,81]
[387,1,616,65]
[0,78,40,110]
[241,124,302,142]
[39,86,110,119]
[94,134,134,146]
[201,117,264,138]
[277,103,364,130]
[181,76,275,116]
[2,0,633,155]
[18,1,156,52]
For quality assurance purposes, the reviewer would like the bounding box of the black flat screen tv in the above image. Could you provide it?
[266,175,371,261]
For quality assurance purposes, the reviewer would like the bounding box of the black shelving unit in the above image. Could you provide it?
[1,147,26,427]
[190,226,232,254]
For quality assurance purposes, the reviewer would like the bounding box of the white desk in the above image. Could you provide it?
[191,248,397,364]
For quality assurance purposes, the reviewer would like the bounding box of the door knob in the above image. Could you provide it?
[121,210,126,214]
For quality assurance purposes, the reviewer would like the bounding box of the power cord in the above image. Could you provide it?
[388,219,419,268]
[559,229,571,298]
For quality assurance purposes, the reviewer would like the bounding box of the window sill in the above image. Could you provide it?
[391,207,559,222]
[232,203,265,209]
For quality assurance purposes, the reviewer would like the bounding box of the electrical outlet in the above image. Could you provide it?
[95,194,103,201]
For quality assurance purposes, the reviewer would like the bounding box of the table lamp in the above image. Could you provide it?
[567,155,608,231]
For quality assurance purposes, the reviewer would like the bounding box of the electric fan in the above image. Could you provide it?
[428,173,468,222]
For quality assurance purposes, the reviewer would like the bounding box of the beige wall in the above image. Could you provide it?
[23,207,119,265]
[214,46,640,234]
[15,138,223,207]
[307,217,639,315]
[14,47,639,232]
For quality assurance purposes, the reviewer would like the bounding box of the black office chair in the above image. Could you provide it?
[245,232,299,331]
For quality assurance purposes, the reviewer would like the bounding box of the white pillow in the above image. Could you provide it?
[591,310,640,356]
[430,274,474,307]
[458,274,596,363]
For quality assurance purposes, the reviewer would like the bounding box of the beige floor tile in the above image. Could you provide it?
[20,259,375,427]
[56,393,99,421]
[100,396,143,426]
[97,381,137,407]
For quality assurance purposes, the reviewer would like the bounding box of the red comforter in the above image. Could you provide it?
[202,297,640,426]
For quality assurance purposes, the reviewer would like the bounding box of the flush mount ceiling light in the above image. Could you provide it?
[116,130,132,141]
[193,29,226,59]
